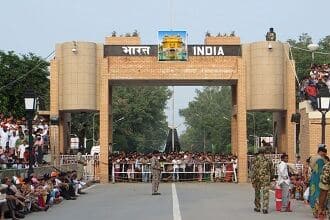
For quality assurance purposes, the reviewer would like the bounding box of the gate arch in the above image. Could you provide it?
[50,35,296,183]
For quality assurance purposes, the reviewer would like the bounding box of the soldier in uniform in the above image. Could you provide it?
[318,160,330,219]
[266,27,276,41]
[150,150,162,195]
[251,147,275,214]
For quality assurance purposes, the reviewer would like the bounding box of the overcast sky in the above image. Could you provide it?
[1,0,329,134]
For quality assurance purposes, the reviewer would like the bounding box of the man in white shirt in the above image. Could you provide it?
[0,126,9,148]
[172,157,179,182]
[277,154,291,212]
[18,140,28,160]
[9,130,19,149]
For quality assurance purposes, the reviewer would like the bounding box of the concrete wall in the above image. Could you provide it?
[244,41,286,111]
[204,36,240,45]
[55,41,101,111]
[105,36,141,45]
[299,101,330,162]
[0,164,84,180]
[243,41,296,161]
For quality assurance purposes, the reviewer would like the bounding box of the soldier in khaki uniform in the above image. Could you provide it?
[150,150,161,195]
[318,161,330,219]
[266,27,276,41]
[251,147,275,214]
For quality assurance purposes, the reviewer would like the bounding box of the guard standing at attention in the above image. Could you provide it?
[151,150,162,195]
[251,147,275,214]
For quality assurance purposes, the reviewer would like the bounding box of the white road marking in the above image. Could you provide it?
[172,183,182,220]
[82,184,97,191]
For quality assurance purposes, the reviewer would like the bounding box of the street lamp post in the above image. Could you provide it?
[24,89,37,177]
[316,97,330,144]
[307,43,319,63]
[172,86,175,152]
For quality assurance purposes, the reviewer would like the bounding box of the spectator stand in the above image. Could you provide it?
[299,63,330,109]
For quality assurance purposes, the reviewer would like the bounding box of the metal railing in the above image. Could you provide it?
[60,155,100,181]
[60,154,303,183]
[110,162,237,183]
[0,164,83,180]
[248,154,304,177]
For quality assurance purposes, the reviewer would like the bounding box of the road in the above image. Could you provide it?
[25,183,313,220]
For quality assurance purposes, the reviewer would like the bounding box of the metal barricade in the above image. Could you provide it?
[60,155,100,181]
[111,162,238,184]
[248,153,304,179]
[248,154,283,177]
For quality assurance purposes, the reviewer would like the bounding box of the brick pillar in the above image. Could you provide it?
[50,125,59,166]
[99,79,112,183]
[285,111,295,163]
[231,86,238,155]
[231,116,238,155]
[59,112,71,154]
[237,60,248,183]
[50,59,60,166]
[285,60,296,163]
[273,112,285,153]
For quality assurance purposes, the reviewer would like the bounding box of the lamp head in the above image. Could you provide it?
[24,89,37,112]
[317,96,330,111]
[307,43,319,52]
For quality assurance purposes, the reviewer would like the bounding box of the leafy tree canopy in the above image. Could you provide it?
[179,86,273,154]
[179,86,232,153]
[71,86,171,153]
[112,86,171,152]
[287,33,330,81]
[0,51,49,117]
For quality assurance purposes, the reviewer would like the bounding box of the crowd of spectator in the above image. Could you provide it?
[300,63,330,110]
[109,151,238,183]
[0,170,86,219]
[0,113,49,170]
[287,156,309,202]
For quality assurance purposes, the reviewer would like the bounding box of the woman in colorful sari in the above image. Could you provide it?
[309,145,327,218]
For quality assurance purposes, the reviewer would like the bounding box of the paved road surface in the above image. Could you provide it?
[25,183,313,220]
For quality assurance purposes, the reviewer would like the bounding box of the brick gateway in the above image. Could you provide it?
[50,35,297,183]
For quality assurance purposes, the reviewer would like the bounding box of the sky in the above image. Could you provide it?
[1,0,329,134]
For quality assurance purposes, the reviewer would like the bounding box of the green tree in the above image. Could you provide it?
[71,86,171,153]
[70,112,95,152]
[179,86,232,153]
[179,87,273,154]
[287,33,330,81]
[112,86,170,152]
[0,51,49,116]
